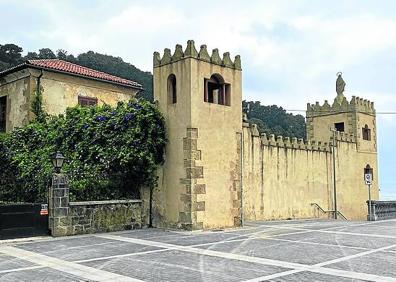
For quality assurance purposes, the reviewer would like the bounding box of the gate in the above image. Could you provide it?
[0,203,49,239]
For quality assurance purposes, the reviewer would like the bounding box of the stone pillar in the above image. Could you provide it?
[49,173,71,236]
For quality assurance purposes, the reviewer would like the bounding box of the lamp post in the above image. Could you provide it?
[51,151,65,173]
[330,128,338,219]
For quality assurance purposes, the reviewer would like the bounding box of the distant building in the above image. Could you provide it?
[0,59,142,132]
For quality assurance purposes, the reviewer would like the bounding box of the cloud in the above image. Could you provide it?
[1,0,396,198]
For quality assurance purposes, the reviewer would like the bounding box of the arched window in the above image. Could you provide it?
[362,124,371,141]
[364,164,374,180]
[204,74,231,106]
[167,74,177,104]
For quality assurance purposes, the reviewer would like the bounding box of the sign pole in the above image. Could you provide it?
[368,183,372,221]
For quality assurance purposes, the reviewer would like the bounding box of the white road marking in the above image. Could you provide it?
[243,241,396,281]
[256,223,396,239]
[97,233,396,282]
[0,246,142,282]
[96,234,306,269]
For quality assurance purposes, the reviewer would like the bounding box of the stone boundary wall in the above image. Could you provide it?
[368,201,396,221]
[49,174,146,237]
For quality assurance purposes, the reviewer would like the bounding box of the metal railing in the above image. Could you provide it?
[311,203,348,220]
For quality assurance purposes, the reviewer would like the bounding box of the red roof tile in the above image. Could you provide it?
[4,59,142,89]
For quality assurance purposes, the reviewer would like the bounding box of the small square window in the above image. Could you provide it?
[334,122,344,132]
[78,96,98,107]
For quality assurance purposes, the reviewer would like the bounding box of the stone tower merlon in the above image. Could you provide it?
[306,96,376,118]
[153,40,242,70]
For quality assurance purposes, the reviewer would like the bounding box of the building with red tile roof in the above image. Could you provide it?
[0,59,143,132]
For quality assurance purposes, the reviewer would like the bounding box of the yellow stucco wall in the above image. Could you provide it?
[34,70,138,116]
[0,68,139,132]
[242,124,379,221]
[153,42,242,230]
[0,70,32,131]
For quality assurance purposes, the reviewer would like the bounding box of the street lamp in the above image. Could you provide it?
[52,151,65,173]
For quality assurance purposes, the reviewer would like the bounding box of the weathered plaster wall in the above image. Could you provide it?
[242,124,332,221]
[153,42,242,230]
[0,68,138,132]
[242,124,379,221]
[35,70,138,116]
[0,70,32,132]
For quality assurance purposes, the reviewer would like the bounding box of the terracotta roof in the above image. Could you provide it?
[0,59,143,90]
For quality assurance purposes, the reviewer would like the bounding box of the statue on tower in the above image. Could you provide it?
[336,72,345,95]
[334,72,346,105]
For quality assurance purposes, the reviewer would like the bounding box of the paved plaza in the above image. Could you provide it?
[1,219,396,281]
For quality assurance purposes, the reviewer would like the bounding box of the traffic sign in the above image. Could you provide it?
[364,173,372,185]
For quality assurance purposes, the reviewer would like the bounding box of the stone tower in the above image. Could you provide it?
[152,40,242,230]
[306,73,377,153]
[306,73,379,216]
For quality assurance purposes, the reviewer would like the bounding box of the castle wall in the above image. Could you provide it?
[242,124,379,221]
[242,124,332,221]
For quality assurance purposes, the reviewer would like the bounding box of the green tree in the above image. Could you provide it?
[243,100,306,139]
[0,44,23,71]
[38,48,56,59]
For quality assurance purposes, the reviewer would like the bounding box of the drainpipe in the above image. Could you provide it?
[36,69,43,93]
[331,128,338,219]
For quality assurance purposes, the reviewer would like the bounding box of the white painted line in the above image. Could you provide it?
[74,248,169,263]
[257,223,396,239]
[0,246,142,282]
[243,239,396,281]
[0,265,44,274]
[315,243,396,267]
[97,234,396,282]
[96,234,306,269]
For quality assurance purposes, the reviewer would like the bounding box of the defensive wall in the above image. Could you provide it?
[242,119,378,221]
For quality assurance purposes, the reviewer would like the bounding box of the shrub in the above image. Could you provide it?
[0,99,166,202]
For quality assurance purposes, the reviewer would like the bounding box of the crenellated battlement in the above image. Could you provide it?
[244,123,355,153]
[153,40,241,70]
[307,95,375,117]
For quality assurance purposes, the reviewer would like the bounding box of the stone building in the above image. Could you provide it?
[0,59,142,132]
[152,40,379,230]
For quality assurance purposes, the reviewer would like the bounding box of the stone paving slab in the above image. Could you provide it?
[0,254,36,271]
[327,250,396,278]
[268,271,368,282]
[82,249,290,282]
[131,232,248,247]
[197,237,364,265]
[275,230,396,249]
[0,219,395,281]
[0,267,89,281]
[19,238,161,262]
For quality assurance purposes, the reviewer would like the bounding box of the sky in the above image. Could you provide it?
[1,0,395,199]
